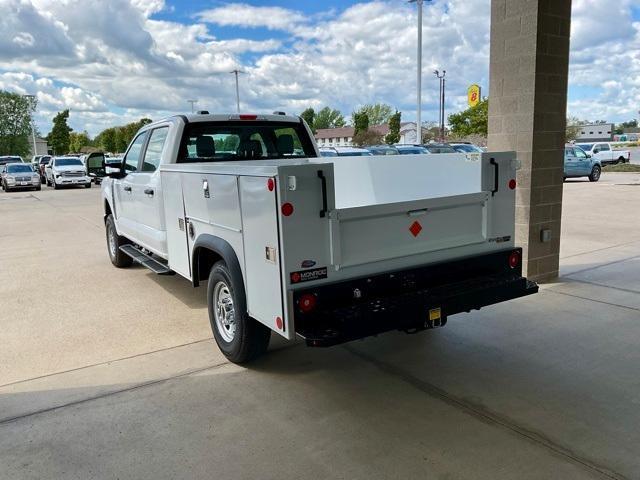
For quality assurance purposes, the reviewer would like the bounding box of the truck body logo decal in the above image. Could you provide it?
[409,221,423,237]
[301,260,316,268]
[291,267,327,284]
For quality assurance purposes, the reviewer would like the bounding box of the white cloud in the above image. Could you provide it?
[0,0,637,138]
[197,4,307,31]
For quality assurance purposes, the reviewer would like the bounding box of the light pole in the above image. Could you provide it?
[434,70,446,142]
[24,94,37,156]
[230,70,245,113]
[409,0,432,144]
[187,99,198,113]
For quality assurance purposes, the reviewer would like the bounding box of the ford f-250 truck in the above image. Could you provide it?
[575,142,631,165]
[101,113,538,363]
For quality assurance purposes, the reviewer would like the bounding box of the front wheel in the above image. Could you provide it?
[207,261,270,363]
[589,165,601,182]
[85,182,91,189]
[105,214,133,268]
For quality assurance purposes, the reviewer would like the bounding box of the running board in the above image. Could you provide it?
[119,245,174,275]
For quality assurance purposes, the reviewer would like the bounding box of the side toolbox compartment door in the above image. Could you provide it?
[161,171,191,278]
[239,176,288,339]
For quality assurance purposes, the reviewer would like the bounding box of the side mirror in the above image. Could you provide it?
[593,149,599,154]
[104,160,125,178]
[586,153,592,158]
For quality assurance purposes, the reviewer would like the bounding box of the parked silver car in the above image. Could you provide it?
[1,163,41,191]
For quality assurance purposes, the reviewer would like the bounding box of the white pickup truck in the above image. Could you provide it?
[575,142,631,165]
[101,113,537,363]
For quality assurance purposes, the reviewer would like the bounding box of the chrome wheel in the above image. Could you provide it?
[214,281,236,342]
[107,224,117,258]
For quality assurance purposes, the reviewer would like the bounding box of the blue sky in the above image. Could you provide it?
[0,0,638,136]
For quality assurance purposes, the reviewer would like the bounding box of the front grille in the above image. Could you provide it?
[16,177,31,182]
[61,172,84,177]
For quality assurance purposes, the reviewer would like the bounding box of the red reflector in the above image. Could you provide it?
[267,178,275,191]
[508,179,517,190]
[240,114,257,120]
[281,202,294,216]
[409,221,423,237]
[275,316,283,329]
[298,294,317,313]
[509,251,521,269]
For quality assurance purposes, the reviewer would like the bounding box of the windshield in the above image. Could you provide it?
[7,164,34,173]
[0,157,23,164]
[337,151,372,157]
[398,148,428,154]
[180,121,316,162]
[453,144,483,153]
[39,157,51,164]
[577,144,594,151]
[424,145,456,153]
[319,150,338,157]
[55,158,83,167]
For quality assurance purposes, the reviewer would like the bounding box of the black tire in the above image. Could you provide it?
[105,214,133,268]
[52,179,58,189]
[36,185,41,191]
[207,261,270,363]
[85,182,91,189]
[618,156,626,164]
[589,165,601,182]
[46,177,51,187]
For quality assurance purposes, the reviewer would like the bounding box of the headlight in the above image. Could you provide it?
[6,176,15,183]
[32,175,40,182]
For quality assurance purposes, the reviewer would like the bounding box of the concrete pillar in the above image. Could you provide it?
[488,0,572,282]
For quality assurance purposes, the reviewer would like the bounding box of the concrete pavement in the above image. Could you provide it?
[1,173,639,479]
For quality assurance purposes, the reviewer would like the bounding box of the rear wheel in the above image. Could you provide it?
[589,165,601,182]
[618,156,627,164]
[105,214,133,268]
[208,261,270,363]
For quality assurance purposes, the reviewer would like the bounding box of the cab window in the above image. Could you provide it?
[574,148,587,159]
[598,143,610,152]
[124,133,148,172]
[142,127,169,172]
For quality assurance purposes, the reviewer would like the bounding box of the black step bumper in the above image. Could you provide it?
[293,249,538,347]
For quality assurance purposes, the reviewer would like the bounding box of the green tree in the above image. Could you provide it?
[0,90,36,157]
[352,111,369,137]
[95,128,117,152]
[566,116,588,142]
[313,107,345,130]
[385,111,401,145]
[614,119,638,135]
[352,129,382,147]
[69,130,91,153]
[300,107,315,131]
[47,109,72,154]
[447,98,488,137]
[353,103,393,126]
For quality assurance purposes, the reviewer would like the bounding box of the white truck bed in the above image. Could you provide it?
[160,151,530,345]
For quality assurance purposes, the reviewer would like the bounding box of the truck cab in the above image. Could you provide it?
[102,113,537,364]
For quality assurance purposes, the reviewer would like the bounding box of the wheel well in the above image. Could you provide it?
[103,200,112,223]
[194,247,223,285]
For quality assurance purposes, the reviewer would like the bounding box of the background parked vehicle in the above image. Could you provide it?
[1,163,41,191]
[450,143,484,153]
[37,156,52,182]
[564,145,601,182]
[320,146,373,157]
[366,145,399,155]
[395,145,429,155]
[422,143,457,154]
[45,157,91,189]
[575,142,630,165]
[0,156,24,166]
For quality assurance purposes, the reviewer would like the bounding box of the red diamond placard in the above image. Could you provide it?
[409,221,423,237]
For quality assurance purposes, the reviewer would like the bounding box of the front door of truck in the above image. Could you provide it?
[132,126,169,255]
[114,132,147,240]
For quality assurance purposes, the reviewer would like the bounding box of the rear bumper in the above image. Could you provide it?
[293,249,538,347]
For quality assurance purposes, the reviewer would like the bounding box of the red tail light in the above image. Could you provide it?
[298,294,317,313]
[508,179,517,190]
[267,178,275,191]
[239,114,257,120]
[508,250,521,269]
[281,202,294,216]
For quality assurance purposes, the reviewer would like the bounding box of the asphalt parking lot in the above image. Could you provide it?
[1,173,639,479]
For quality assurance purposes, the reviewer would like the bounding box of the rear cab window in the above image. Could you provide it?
[179,121,316,163]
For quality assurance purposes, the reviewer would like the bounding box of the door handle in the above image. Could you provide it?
[124,186,132,192]
[144,188,154,196]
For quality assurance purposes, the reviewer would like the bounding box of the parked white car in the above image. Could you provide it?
[575,142,630,165]
[45,156,92,189]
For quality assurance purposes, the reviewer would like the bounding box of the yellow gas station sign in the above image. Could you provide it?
[468,84,481,107]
